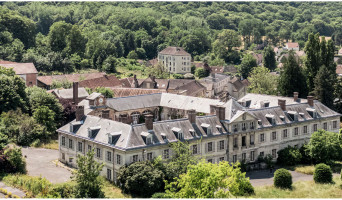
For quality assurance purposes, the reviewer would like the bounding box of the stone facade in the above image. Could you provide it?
[158,47,191,74]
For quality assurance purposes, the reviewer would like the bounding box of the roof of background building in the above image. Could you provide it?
[108,88,166,98]
[0,62,38,74]
[52,87,89,99]
[286,42,299,48]
[172,80,206,96]
[159,46,190,56]
[79,75,121,89]
[106,93,163,111]
[119,77,135,88]
[38,72,106,86]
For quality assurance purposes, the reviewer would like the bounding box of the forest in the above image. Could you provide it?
[1,2,342,74]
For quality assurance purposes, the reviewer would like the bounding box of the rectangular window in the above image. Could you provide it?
[163,149,169,159]
[283,129,288,138]
[260,151,264,157]
[219,157,225,161]
[68,139,73,149]
[233,124,238,132]
[323,122,328,130]
[272,131,277,140]
[193,144,198,154]
[219,140,224,150]
[147,152,153,161]
[313,124,318,131]
[272,149,277,158]
[303,126,308,134]
[208,142,213,152]
[251,151,255,161]
[78,142,83,152]
[61,136,65,146]
[294,127,299,136]
[242,123,247,130]
[242,136,246,146]
[107,169,112,180]
[250,134,255,145]
[333,121,337,129]
[107,151,112,162]
[88,145,92,152]
[242,153,246,161]
[133,155,138,162]
[260,133,265,142]
[233,138,238,148]
[233,155,237,163]
[96,148,101,158]
[117,154,121,165]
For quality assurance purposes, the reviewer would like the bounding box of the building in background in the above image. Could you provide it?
[158,46,191,74]
[0,60,38,87]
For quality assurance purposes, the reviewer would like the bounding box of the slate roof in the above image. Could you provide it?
[106,93,162,111]
[86,92,102,100]
[108,88,166,98]
[79,75,121,89]
[168,79,195,90]
[37,72,106,86]
[52,87,89,99]
[172,80,206,96]
[159,46,190,56]
[0,63,38,74]
[120,77,135,88]
[201,73,230,83]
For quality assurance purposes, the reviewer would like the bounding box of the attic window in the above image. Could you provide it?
[161,133,167,141]
[265,114,275,125]
[299,112,305,118]
[189,129,196,137]
[70,121,82,133]
[258,120,262,126]
[216,125,222,133]
[287,111,298,121]
[306,108,317,118]
[279,115,285,122]
[108,132,121,145]
[201,123,212,135]
[264,102,270,108]
[172,127,183,140]
[141,132,153,145]
[88,126,101,138]
[245,100,251,108]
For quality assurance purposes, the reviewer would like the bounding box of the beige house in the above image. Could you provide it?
[57,92,340,183]
[158,46,191,74]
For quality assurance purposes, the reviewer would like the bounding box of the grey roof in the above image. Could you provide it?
[222,98,245,120]
[159,46,190,56]
[86,92,102,100]
[106,93,162,111]
[200,73,230,83]
[53,87,89,99]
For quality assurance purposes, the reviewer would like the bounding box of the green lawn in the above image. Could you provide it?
[252,177,342,198]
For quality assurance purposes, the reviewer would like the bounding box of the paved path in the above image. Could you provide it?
[22,147,72,184]
[0,181,26,198]
[246,169,340,187]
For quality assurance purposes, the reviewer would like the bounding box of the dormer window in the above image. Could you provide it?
[264,102,270,107]
[108,132,121,145]
[70,121,82,133]
[172,127,183,140]
[265,114,275,125]
[258,120,262,126]
[245,100,251,108]
[189,129,196,137]
[287,111,298,121]
[280,115,286,123]
[161,133,167,141]
[141,132,153,145]
[216,125,222,133]
[201,123,212,135]
[88,126,101,138]
[306,108,317,118]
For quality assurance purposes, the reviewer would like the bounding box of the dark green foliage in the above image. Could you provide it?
[314,163,333,183]
[151,192,173,198]
[172,73,184,79]
[0,132,9,151]
[299,144,312,164]
[237,180,255,196]
[4,146,26,174]
[313,65,335,109]
[273,168,292,189]
[117,161,165,197]
[238,54,257,79]
[263,46,276,71]
[278,51,308,97]
[46,182,76,198]
[194,68,207,78]
[94,87,114,98]
[73,149,105,198]
[277,146,302,166]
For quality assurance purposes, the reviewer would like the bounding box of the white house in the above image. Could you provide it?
[157,47,191,74]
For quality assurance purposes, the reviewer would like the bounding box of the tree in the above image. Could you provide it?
[304,33,321,92]
[101,56,117,74]
[94,87,114,98]
[307,130,342,164]
[277,146,302,166]
[0,132,9,151]
[4,146,26,173]
[66,25,86,56]
[273,168,292,189]
[278,51,308,97]
[117,160,165,197]
[127,50,139,60]
[313,65,335,109]
[212,29,241,63]
[144,63,169,79]
[51,79,72,89]
[73,149,104,198]
[165,160,254,198]
[263,46,276,71]
[33,106,56,133]
[48,21,72,52]
[194,68,207,78]
[238,54,257,79]
[248,66,278,95]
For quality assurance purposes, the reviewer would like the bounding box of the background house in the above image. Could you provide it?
[0,60,38,87]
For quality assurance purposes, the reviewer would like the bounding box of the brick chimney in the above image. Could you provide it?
[215,106,226,121]
[145,114,154,130]
[73,82,79,105]
[76,105,84,121]
[307,96,314,107]
[278,99,286,111]
[188,109,196,124]
[102,109,110,119]
[293,92,299,102]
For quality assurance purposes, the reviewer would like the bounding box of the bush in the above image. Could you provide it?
[151,192,173,198]
[273,168,292,189]
[172,74,184,79]
[313,163,332,184]
[277,146,302,166]
[3,146,26,173]
[237,180,255,196]
[45,182,76,198]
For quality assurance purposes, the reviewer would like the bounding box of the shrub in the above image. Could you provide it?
[151,192,173,198]
[3,174,51,196]
[273,168,292,189]
[314,163,332,183]
[237,180,255,196]
[172,74,184,79]
[4,146,26,173]
[277,146,302,166]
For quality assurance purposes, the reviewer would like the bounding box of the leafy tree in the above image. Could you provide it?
[4,146,26,173]
[307,130,342,164]
[0,132,9,151]
[277,146,302,166]
[48,21,72,52]
[94,87,114,98]
[313,65,335,109]
[263,46,276,70]
[273,168,292,189]
[117,160,165,197]
[206,14,228,30]
[165,160,254,198]
[127,50,139,60]
[51,79,72,89]
[238,54,257,79]
[66,25,86,56]
[278,51,308,97]
[145,63,169,79]
[73,149,105,198]
[33,106,56,133]
[212,29,241,63]
[194,68,207,78]
[248,66,278,95]
[101,56,117,74]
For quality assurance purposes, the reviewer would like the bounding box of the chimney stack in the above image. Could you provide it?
[102,109,110,119]
[73,82,79,105]
[293,92,299,102]
[278,99,286,111]
[307,96,314,107]
[145,114,154,130]
[76,105,84,121]
[215,106,226,121]
[188,109,196,124]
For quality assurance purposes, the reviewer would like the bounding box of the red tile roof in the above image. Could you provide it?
[120,77,135,88]
[79,74,122,89]
[159,46,190,56]
[108,87,166,98]
[286,42,299,49]
[0,62,38,74]
[38,72,106,86]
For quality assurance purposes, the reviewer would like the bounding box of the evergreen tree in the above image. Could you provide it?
[278,51,308,97]
[263,46,276,71]
[314,65,335,109]
[304,33,321,92]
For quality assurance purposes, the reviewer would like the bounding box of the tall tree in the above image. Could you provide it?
[278,51,308,97]
[263,46,276,71]
[304,33,321,92]
[238,54,257,79]
[313,65,335,109]
[212,29,241,64]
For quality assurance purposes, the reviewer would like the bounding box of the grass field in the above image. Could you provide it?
[33,140,59,150]
[293,161,342,175]
[252,177,342,198]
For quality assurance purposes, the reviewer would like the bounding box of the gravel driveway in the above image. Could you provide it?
[21,147,72,184]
